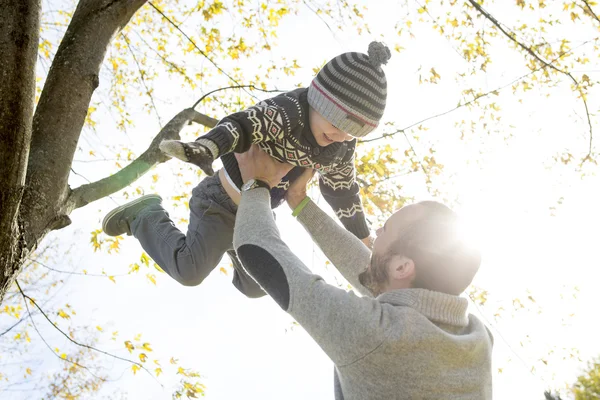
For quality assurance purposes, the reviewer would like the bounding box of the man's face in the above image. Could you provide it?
[308,107,353,147]
[358,205,423,296]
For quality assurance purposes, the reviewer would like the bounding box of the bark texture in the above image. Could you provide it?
[0,0,42,298]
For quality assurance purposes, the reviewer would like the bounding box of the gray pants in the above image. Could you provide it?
[130,174,265,298]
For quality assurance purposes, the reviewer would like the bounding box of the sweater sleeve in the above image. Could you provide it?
[296,199,372,297]
[319,155,370,239]
[233,189,386,367]
[198,95,300,159]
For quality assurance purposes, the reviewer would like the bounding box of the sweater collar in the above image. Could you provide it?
[377,288,469,327]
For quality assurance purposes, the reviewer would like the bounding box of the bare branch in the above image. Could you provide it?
[121,33,163,127]
[361,19,596,149]
[28,258,129,279]
[147,1,244,89]
[581,0,600,25]
[15,280,159,383]
[66,109,217,212]
[191,85,287,109]
[0,317,28,338]
[466,0,593,156]
[16,280,106,381]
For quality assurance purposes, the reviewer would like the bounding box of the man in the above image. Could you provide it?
[232,145,493,400]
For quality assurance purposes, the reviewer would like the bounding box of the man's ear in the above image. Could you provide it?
[388,255,415,281]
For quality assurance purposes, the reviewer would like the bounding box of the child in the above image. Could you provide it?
[102,42,391,297]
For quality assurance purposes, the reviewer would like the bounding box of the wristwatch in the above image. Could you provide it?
[241,178,270,192]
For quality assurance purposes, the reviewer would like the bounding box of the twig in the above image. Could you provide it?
[581,0,600,24]
[16,280,106,381]
[15,280,160,384]
[361,37,596,143]
[301,0,340,43]
[0,317,28,338]
[27,258,129,278]
[147,2,246,93]
[191,85,286,109]
[466,0,593,157]
[70,168,92,184]
[121,33,163,128]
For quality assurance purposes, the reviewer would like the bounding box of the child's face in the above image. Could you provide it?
[309,107,354,147]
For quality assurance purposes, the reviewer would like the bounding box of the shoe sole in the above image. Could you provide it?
[102,194,162,236]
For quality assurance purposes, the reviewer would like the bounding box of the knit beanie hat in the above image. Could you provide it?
[307,41,391,138]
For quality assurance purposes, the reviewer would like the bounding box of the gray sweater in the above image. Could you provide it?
[233,189,493,400]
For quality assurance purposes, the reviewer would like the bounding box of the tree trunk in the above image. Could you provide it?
[0,0,41,299]
[0,0,147,303]
[21,0,148,250]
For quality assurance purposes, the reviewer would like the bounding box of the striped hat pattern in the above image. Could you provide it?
[307,41,391,138]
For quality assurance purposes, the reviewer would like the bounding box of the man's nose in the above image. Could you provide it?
[376,227,383,236]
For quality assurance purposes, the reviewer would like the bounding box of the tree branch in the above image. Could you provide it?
[16,280,105,381]
[121,33,162,127]
[581,0,600,25]
[147,1,244,89]
[466,0,593,157]
[361,37,596,144]
[66,108,217,212]
[28,258,129,278]
[0,316,28,338]
[15,280,158,383]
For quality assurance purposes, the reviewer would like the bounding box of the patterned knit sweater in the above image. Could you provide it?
[197,88,369,239]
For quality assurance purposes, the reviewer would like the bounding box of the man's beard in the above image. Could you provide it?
[358,253,390,297]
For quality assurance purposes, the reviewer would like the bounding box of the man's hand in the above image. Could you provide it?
[235,144,293,189]
[285,168,316,209]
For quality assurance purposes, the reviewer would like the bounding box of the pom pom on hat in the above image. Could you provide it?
[367,41,391,68]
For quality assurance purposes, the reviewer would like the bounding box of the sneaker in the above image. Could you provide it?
[102,194,162,236]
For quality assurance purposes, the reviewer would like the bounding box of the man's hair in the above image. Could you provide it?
[389,201,481,296]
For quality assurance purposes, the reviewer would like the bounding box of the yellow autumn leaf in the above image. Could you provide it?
[58,309,71,319]
[96,325,103,332]
[142,343,153,352]
[132,365,140,375]
[60,353,67,360]
[170,357,178,365]
[124,340,134,353]
[26,368,32,375]
[219,266,228,275]
[155,367,162,377]
[108,276,116,283]
[139,353,148,362]
[140,252,150,266]
[134,333,142,341]
[146,273,157,285]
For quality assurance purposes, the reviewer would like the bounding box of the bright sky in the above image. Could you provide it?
[4,1,600,399]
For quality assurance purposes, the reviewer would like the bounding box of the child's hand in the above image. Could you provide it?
[235,144,293,188]
[286,169,316,209]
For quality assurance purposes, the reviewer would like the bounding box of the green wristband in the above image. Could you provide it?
[292,196,311,217]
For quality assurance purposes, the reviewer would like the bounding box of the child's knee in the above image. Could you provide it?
[171,255,212,287]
